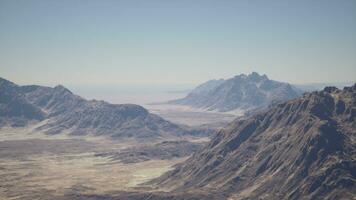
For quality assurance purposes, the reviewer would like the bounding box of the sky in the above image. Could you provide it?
[0,0,355,89]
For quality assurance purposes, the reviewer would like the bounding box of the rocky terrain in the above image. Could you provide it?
[168,72,301,113]
[2,76,355,200]
[0,77,212,139]
[0,77,216,200]
[95,140,205,164]
[0,78,45,127]
[153,84,356,200]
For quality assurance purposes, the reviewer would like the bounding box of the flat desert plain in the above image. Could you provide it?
[0,128,197,200]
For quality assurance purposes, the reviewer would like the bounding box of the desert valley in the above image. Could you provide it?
[1,1,355,199]
[0,73,355,200]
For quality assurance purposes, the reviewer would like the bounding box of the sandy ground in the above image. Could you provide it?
[0,93,236,199]
[0,128,189,200]
[145,104,238,127]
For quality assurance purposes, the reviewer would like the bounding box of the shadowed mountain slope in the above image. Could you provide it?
[0,77,211,139]
[154,84,356,200]
[169,72,301,112]
[0,78,45,127]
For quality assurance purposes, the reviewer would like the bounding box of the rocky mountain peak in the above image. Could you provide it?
[247,71,268,81]
[169,73,301,112]
[0,77,45,126]
[53,84,73,94]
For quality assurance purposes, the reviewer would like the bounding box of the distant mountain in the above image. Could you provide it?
[153,84,356,199]
[189,79,225,95]
[0,77,210,139]
[168,72,302,113]
[294,82,355,92]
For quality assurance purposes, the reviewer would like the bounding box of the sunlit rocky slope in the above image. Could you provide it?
[154,84,356,200]
[0,77,210,139]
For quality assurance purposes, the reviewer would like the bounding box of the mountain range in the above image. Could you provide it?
[1,75,355,199]
[168,72,302,113]
[0,77,210,139]
[153,84,356,199]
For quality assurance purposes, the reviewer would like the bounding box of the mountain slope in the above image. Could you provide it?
[0,78,45,126]
[0,77,210,139]
[169,72,301,112]
[153,84,356,199]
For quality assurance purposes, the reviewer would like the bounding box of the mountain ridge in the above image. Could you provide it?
[0,77,211,139]
[152,83,356,199]
[168,72,302,113]
[0,78,45,127]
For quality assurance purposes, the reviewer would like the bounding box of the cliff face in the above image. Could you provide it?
[155,84,356,200]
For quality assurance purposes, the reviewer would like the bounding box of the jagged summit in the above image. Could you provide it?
[245,71,268,81]
[169,72,301,112]
[153,84,356,199]
[231,72,271,88]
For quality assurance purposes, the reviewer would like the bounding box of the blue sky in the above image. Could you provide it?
[0,0,355,88]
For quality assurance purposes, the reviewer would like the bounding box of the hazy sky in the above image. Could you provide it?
[0,0,355,87]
